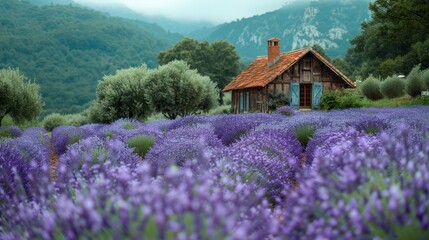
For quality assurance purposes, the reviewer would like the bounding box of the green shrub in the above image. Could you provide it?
[127,135,155,159]
[0,115,14,127]
[421,69,429,90]
[43,113,66,131]
[414,96,429,105]
[123,121,138,130]
[209,105,232,115]
[320,89,363,110]
[268,90,289,111]
[293,124,316,148]
[380,75,405,99]
[64,113,90,126]
[320,90,342,110]
[146,113,167,122]
[104,132,113,139]
[337,89,363,109]
[223,92,232,105]
[360,76,383,100]
[406,65,425,97]
[0,126,21,138]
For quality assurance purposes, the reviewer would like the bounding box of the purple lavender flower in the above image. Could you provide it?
[3,162,278,239]
[52,126,90,155]
[218,128,302,202]
[55,136,141,191]
[276,106,296,116]
[145,124,222,176]
[0,134,52,201]
[2,107,429,239]
[346,116,390,135]
[98,119,162,143]
[212,114,262,146]
[167,115,209,131]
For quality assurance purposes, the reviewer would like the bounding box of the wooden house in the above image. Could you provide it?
[223,37,356,113]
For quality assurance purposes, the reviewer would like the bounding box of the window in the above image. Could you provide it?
[239,92,244,112]
[246,92,250,111]
[239,92,250,113]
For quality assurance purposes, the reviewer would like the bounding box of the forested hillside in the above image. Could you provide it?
[29,0,73,5]
[0,0,180,115]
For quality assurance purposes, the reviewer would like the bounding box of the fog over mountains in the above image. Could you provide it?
[34,0,372,59]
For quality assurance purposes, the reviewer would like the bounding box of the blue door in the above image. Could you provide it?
[290,83,300,109]
[312,82,322,109]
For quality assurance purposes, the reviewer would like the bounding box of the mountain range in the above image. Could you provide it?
[31,0,372,60]
[190,0,372,62]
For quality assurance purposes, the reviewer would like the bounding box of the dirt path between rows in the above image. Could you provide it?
[49,137,58,181]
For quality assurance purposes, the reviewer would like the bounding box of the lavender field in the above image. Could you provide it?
[1,106,429,239]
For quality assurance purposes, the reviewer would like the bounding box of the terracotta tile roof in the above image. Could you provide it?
[223,48,356,91]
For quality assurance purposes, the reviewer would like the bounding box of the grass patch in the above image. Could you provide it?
[293,124,316,148]
[208,105,231,115]
[127,135,155,159]
[361,95,429,108]
[123,122,138,130]
[145,113,167,122]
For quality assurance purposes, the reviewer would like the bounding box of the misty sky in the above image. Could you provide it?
[75,0,287,24]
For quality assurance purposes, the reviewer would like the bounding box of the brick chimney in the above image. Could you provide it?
[267,37,280,67]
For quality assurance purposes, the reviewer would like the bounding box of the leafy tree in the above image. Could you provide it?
[380,75,405,99]
[360,75,383,100]
[347,0,429,79]
[0,68,42,126]
[311,44,331,61]
[90,65,152,123]
[158,38,209,72]
[211,40,241,104]
[144,60,219,119]
[369,0,429,46]
[158,37,240,104]
[405,65,425,98]
[331,57,353,78]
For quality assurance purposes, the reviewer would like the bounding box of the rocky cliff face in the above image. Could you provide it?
[192,0,372,61]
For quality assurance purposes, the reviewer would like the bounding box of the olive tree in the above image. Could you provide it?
[158,38,240,104]
[422,68,429,90]
[0,68,42,125]
[90,65,152,123]
[360,75,383,100]
[406,65,425,97]
[380,75,405,99]
[144,60,219,119]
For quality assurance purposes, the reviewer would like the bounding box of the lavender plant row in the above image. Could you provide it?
[1,107,429,239]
